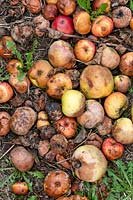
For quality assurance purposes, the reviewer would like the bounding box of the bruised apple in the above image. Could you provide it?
[46,73,72,99]
[102,137,124,160]
[104,92,128,119]
[74,39,96,63]
[0,82,13,103]
[62,90,85,117]
[0,112,11,137]
[91,15,113,37]
[73,11,91,35]
[72,145,107,182]
[80,65,114,99]
[57,0,76,16]
[12,182,28,195]
[119,52,133,76]
[112,118,133,144]
[28,60,53,88]
[7,59,23,74]
[0,36,14,59]
[92,0,111,13]
[114,75,131,93]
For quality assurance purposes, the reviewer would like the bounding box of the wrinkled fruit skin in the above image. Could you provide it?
[102,137,124,160]
[44,170,71,198]
[10,146,35,171]
[72,145,107,182]
[10,106,37,135]
[0,112,11,136]
[0,36,14,58]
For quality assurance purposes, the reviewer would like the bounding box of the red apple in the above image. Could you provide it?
[102,137,124,160]
[91,15,113,37]
[114,75,131,93]
[52,15,74,38]
[74,39,96,63]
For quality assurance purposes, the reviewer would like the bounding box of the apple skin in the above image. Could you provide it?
[74,39,96,63]
[91,15,113,37]
[0,36,14,59]
[52,15,74,38]
[104,92,128,119]
[12,182,28,195]
[92,0,111,13]
[114,75,131,93]
[80,65,114,99]
[130,17,133,30]
[0,82,13,103]
[102,137,124,160]
[7,59,23,74]
[119,52,133,76]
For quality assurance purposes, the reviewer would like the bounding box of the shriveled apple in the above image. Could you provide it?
[112,118,133,144]
[0,36,14,59]
[43,4,58,21]
[62,89,85,117]
[80,65,114,99]
[0,112,11,137]
[77,100,104,129]
[0,82,13,103]
[57,0,76,16]
[48,40,75,69]
[73,11,91,35]
[46,73,72,99]
[72,145,107,182]
[104,92,128,119]
[97,116,112,136]
[22,0,42,14]
[28,60,53,88]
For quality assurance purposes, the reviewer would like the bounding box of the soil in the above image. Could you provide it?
[0,0,133,200]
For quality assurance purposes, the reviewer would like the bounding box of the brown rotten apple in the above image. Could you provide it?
[57,0,76,16]
[46,73,72,99]
[104,92,128,119]
[112,118,133,144]
[73,11,91,35]
[62,89,85,117]
[11,182,28,195]
[72,145,107,182]
[0,112,11,137]
[48,40,75,69]
[119,52,133,76]
[0,82,13,103]
[91,15,113,37]
[28,60,53,88]
[7,59,23,74]
[80,65,114,99]
[0,36,14,59]
[22,0,42,14]
[44,170,71,198]
[77,100,104,129]
[93,0,111,13]
[74,39,96,63]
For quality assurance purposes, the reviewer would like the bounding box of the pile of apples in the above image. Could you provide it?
[0,0,133,199]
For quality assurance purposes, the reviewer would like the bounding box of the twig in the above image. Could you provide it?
[0,144,15,160]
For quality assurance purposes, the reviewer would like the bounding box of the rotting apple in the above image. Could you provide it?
[119,52,133,76]
[0,82,13,103]
[28,60,53,88]
[51,15,74,38]
[101,46,120,70]
[114,75,131,93]
[61,89,86,117]
[43,4,58,21]
[36,111,50,129]
[9,73,30,94]
[97,116,112,136]
[38,140,50,157]
[0,112,11,137]
[45,0,57,3]
[72,145,107,182]
[74,39,96,63]
[91,15,113,37]
[73,11,91,35]
[44,170,71,198]
[48,40,76,69]
[130,17,133,30]
[104,92,128,119]
[22,0,42,14]
[0,36,14,59]
[54,116,77,138]
[92,0,111,13]
[102,137,124,160]
[11,182,28,195]
[57,0,76,16]
[77,100,105,129]
[57,195,89,200]
[46,73,72,99]
[80,65,114,99]
[112,118,133,144]
[7,59,23,74]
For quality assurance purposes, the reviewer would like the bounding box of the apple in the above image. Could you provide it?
[80,65,114,99]
[77,100,104,129]
[61,89,85,117]
[7,59,23,74]
[28,60,53,88]
[22,0,42,14]
[43,4,58,21]
[112,118,133,144]
[0,36,14,59]
[91,15,113,37]
[54,117,77,138]
[92,0,111,13]
[97,116,112,136]
[57,0,76,16]
[46,73,72,99]
[48,40,75,69]
[46,0,57,4]
[102,137,124,160]
[0,82,13,103]
[130,17,133,30]
[12,182,28,195]
[119,52,133,76]
[73,11,91,35]
[0,112,11,137]
[104,92,128,119]
[74,39,96,63]
[51,15,74,38]
[114,75,131,93]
